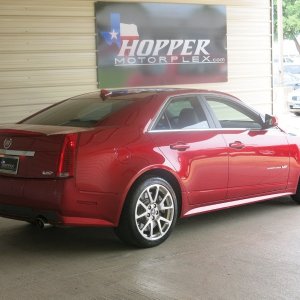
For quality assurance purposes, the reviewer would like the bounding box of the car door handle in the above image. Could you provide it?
[170,142,190,151]
[229,141,245,149]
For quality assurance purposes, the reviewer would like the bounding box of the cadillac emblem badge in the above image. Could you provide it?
[3,138,12,150]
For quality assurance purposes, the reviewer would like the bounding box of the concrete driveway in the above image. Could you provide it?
[1,197,300,299]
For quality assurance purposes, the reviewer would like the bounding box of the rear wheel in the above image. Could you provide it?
[115,177,178,248]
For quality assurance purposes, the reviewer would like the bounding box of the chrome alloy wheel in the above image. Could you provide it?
[135,184,175,241]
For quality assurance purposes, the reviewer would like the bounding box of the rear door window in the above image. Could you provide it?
[153,96,210,130]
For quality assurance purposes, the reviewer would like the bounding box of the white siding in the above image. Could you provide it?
[0,0,272,123]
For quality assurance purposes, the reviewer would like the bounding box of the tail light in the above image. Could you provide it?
[57,134,78,178]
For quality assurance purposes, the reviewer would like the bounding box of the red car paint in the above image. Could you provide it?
[0,89,299,235]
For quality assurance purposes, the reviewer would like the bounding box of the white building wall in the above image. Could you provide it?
[0,0,272,123]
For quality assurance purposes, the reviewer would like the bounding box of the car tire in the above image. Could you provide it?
[291,179,300,204]
[115,177,178,248]
[292,192,300,204]
[294,112,300,116]
[292,195,300,204]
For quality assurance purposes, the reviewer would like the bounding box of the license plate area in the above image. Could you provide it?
[0,155,19,175]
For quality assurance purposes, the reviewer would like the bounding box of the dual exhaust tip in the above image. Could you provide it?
[34,217,51,229]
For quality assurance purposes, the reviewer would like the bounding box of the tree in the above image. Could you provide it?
[274,0,300,54]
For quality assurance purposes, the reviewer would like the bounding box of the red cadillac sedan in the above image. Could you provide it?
[0,89,300,248]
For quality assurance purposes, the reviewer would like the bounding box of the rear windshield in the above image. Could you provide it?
[22,96,133,128]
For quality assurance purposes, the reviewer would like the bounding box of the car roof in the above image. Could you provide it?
[76,88,240,102]
[69,88,240,105]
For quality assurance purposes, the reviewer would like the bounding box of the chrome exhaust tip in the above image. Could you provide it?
[35,217,48,229]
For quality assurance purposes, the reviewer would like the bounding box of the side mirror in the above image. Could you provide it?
[263,114,278,129]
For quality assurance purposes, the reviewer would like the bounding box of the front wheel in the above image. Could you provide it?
[115,177,178,248]
[292,193,300,204]
[291,182,300,204]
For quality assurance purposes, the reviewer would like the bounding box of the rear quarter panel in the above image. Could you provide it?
[75,126,181,224]
[75,126,171,194]
[75,96,164,194]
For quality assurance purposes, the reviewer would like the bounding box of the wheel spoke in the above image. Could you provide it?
[164,206,174,210]
[152,185,160,203]
[161,192,169,203]
[149,221,154,237]
[157,219,163,235]
[136,211,147,220]
[159,216,171,225]
[137,199,148,211]
[142,219,152,233]
[160,204,174,211]
[159,193,174,210]
[146,188,154,203]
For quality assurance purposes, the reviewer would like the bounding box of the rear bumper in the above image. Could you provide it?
[0,203,114,227]
[288,104,300,113]
[0,176,119,227]
[0,203,60,223]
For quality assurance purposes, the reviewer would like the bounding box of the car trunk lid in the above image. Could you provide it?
[0,124,87,179]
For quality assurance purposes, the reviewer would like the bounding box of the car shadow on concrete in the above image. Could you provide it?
[0,196,296,254]
[1,223,134,254]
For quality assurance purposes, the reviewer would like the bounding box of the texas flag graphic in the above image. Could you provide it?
[101,13,139,48]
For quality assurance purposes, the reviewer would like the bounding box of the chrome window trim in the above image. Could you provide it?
[0,149,35,157]
[148,128,252,133]
[147,92,266,133]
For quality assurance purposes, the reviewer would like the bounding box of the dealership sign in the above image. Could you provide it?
[95,2,227,88]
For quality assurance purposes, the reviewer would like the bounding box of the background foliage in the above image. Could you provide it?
[274,0,300,53]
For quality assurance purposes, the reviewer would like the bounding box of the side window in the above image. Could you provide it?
[206,97,262,129]
[153,96,210,130]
